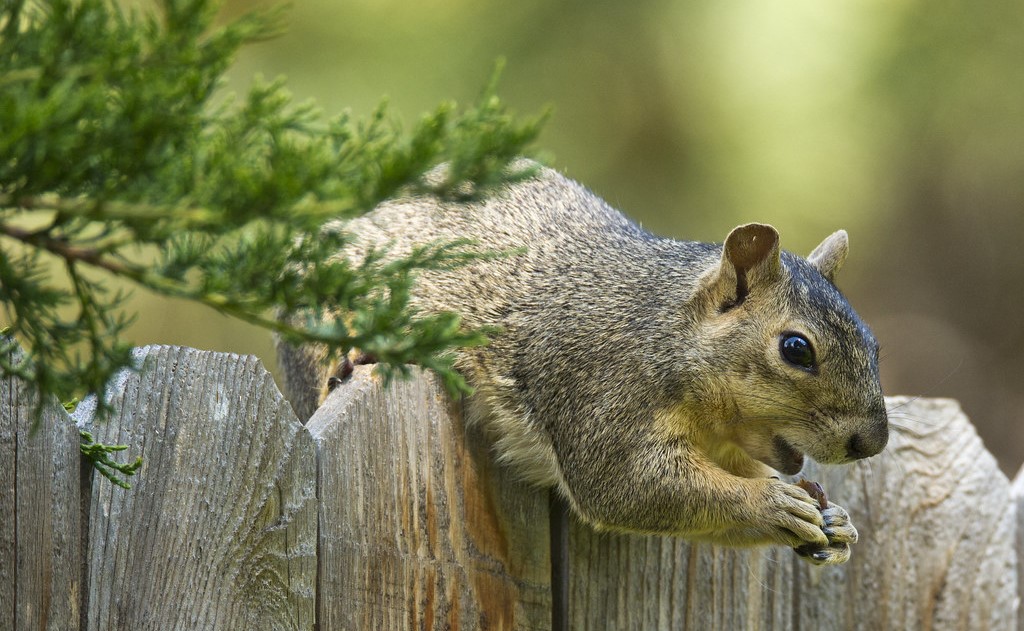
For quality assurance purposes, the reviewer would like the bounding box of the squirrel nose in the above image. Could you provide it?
[846,420,889,460]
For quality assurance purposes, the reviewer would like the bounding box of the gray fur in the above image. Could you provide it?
[281,164,888,563]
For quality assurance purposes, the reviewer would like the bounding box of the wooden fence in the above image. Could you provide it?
[2,344,1021,630]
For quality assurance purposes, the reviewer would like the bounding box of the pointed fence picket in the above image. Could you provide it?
[1,345,1019,630]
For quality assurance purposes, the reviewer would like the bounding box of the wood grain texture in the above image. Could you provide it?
[1011,462,1024,631]
[569,397,1017,630]
[569,528,794,630]
[4,341,1013,630]
[74,346,316,631]
[797,397,1015,631]
[309,366,552,631]
[0,345,82,631]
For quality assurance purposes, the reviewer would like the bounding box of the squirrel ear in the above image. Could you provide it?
[711,223,781,307]
[807,229,848,282]
[724,223,781,276]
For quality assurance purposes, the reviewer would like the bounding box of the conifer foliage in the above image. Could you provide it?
[0,0,544,483]
[0,0,543,400]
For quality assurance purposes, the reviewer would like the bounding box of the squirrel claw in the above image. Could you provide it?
[820,503,858,544]
[326,356,355,393]
[795,541,851,565]
[793,500,857,564]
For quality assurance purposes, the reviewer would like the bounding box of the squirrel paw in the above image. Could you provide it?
[794,503,858,565]
[755,479,829,549]
[322,351,379,398]
[353,351,378,366]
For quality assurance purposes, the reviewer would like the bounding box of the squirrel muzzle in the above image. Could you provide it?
[844,414,889,460]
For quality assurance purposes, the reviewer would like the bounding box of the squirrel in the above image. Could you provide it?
[278,163,889,565]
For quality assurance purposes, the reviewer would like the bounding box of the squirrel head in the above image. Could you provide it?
[690,223,888,475]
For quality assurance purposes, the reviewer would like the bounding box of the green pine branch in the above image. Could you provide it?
[79,430,143,490]
[0,0,547,487]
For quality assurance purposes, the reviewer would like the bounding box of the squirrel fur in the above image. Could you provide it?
[278,163,889,565]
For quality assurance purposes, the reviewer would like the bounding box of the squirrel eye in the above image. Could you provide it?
[780,333,816,370]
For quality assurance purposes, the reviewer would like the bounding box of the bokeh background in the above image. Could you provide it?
[124,1,1024,473]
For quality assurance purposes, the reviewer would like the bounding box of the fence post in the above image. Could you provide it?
[74,345,317,631]
[309,365,553,630]
[0,345,82,631]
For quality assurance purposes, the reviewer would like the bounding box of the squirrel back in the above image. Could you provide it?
[281,164,888,562]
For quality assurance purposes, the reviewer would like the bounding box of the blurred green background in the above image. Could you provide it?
[124,0,1024,473]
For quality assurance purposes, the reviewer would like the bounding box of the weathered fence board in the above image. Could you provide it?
[73,346,317,631]
[309,366,552,630]
[569,530,793,629]
[0,346,82,631]
[4,345,1022,630]
[794,397,1016,630]
[569,397,1017,630]
[1012,462,1024,631]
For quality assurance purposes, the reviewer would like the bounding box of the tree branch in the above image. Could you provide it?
[0,219,355,346]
